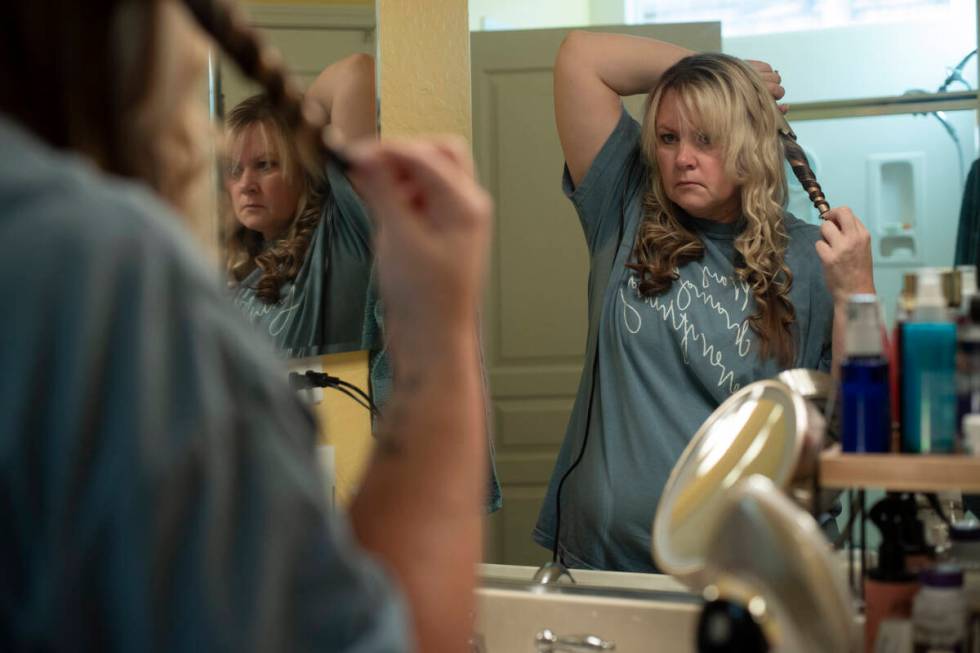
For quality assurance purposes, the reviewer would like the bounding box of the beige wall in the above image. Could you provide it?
[469,0,590,31]
[308,351,372,506]
[378,0,471,139]
[249,0,372,5]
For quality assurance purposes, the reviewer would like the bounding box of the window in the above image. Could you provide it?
[626,0,953,36]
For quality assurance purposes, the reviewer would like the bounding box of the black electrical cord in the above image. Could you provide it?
[331,384,375,415]
[289,370,380,417]
[551,354,600,565]
[548,206,625,567]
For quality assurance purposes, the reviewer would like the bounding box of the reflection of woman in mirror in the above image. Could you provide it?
[225,53,377,358]
[2,0,494,649]
[222,57,503,513]
[535,32,875,572]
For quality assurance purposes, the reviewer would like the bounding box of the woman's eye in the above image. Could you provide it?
[696,132,711,146]
[659,133,677,144]
[227,165,242,180]
[258,159,277,171]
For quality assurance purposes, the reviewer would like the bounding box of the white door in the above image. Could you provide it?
[219,5,376,112]
[472,23,722,565]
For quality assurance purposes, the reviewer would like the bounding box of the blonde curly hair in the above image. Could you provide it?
[628,53,795,367]
[224,94,327,304]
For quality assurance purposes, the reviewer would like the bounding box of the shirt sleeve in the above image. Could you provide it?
[0,181,410,653]
[784,219,835,374]
[327,163,373,255]
[561,105,647,255]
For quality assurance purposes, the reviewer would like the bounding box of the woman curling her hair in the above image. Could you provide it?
[632,54,797,367]
[1,1,495,650]
[534,33,874,572]
[223,54,503,513]
[225,53,377,357]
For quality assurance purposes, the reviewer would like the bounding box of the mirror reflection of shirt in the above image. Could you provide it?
[534,107,834,572]
[232,165,374,358]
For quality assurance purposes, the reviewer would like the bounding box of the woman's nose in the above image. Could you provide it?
[675,142,696,168]
[237,169,259,193]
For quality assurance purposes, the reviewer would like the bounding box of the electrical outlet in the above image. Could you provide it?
[288,357,324,405]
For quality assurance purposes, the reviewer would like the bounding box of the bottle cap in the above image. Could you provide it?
[964,414,980,455]
[941,268,962,308]
[845,294,883,356]
[919,564,963,588]
[902,272,918,298]
[957,264,977,303]
[914,268,949,319]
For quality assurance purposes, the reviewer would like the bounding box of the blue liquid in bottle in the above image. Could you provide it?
[902,323,957,453]
[841,355,891,453]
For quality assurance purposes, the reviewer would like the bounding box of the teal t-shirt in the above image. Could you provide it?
[0,114,409,651]
[533,107,833,572]
[232,165,376,358]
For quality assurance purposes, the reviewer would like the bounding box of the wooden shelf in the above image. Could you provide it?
[820,447,980,492]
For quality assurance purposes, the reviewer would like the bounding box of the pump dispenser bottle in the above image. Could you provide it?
[841,294,890,453]
[865,494,921,652]
[902,268,958,453]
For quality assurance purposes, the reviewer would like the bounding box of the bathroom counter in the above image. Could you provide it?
[476,564,701,652]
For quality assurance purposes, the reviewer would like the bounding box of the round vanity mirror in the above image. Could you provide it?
[652,379,825,587]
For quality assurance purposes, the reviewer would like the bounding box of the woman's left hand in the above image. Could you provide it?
[815,206,876,303]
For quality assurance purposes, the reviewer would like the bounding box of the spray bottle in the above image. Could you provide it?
[841,294,890,453]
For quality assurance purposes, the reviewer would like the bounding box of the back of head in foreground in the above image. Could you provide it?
[0,2,493,652]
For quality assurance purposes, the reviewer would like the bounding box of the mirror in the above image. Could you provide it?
[212,3,378,359]
[652,379,822,586]
[469,0,979,574]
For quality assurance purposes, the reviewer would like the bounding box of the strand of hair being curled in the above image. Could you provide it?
[628,53,797,367]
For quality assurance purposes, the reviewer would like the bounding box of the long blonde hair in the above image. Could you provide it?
[628,53,795,366]
[224,94,327,304]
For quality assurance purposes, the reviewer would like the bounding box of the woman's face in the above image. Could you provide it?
[654,90,740,223]
[226,123,302,240]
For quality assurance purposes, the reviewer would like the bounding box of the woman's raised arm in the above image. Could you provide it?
[305,52,377,143]
[554,31,692,185]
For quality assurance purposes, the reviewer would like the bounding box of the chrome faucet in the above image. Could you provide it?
[535,628,615,652]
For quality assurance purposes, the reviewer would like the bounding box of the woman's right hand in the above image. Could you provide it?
[348,138,492,353]
[745,59,787,112]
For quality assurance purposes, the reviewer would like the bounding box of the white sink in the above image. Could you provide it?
[475,565,701,652]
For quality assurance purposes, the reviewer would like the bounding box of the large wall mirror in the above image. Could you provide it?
[471,0,980,569]
[205,2,377,360]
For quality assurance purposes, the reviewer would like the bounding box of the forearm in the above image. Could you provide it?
[557,30,692,98]
[555,31,693,183]
[831,301,847,380]
[349,327,485,653]
[306,53,377,141]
